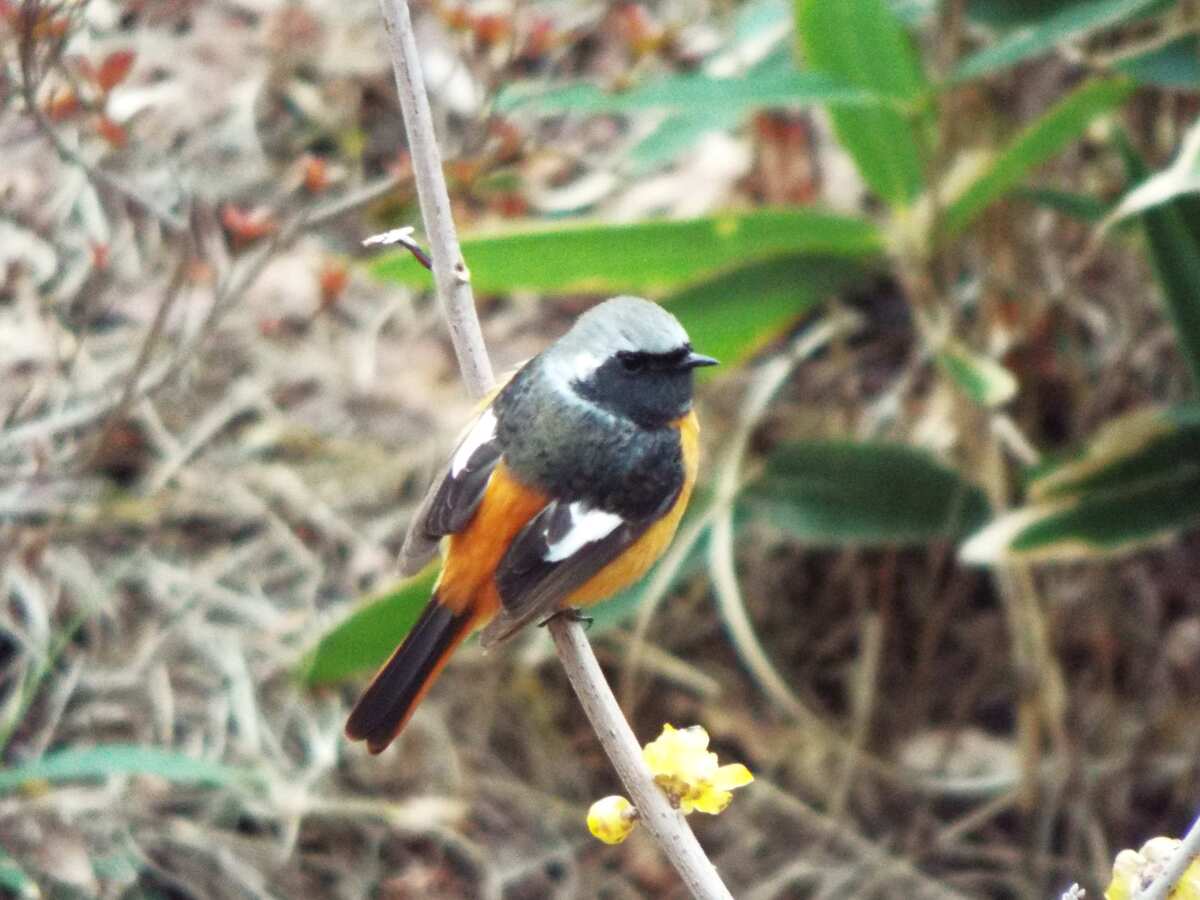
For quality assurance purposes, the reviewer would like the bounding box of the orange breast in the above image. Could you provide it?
[437,462,548,619]
[438,409,700,623]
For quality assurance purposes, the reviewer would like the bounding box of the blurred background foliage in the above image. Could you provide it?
[2,0,1200,896]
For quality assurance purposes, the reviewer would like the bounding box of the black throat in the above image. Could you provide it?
[572,349,695,429]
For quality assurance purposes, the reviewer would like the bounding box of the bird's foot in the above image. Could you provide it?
[538,607,594,631]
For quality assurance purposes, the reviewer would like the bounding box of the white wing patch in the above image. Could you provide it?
[544,503,624,562]
[450,408,498,477]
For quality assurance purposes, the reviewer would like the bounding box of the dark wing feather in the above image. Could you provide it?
[397,408,503,575]
[478,489,679,648]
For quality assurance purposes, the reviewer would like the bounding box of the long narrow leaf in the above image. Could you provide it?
[955,0,1164,81]
[371,209,882,297]
[0,746,259,793]
[943,77,1133,236]
[744,440,991,544]
[498,56,873,115]
[794,0,929,207]
[1118,137,1200,388]
[962,404,1200,562]
[666,254,871,372]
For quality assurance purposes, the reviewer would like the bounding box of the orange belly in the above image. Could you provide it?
[436,410,700,626]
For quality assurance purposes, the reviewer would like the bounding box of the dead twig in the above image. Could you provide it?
[1136,814,1200,900]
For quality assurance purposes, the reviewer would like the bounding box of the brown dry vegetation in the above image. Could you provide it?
[2,1,1199,898]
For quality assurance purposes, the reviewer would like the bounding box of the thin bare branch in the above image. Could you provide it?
[1136,814,1200,900]
[375,1,732,896]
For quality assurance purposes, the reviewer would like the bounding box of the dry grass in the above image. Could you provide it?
[2,1,1199,898]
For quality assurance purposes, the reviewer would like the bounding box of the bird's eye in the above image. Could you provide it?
[619,354,645,373]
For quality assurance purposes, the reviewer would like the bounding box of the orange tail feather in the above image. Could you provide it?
[344,595,474,754]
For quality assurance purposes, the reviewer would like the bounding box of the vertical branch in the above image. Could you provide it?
[374,2,733,898]
[377,0,494,398]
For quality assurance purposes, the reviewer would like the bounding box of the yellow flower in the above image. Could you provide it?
[587,795,637,845]
[641,724,753,815]
[1105,836,1200,900]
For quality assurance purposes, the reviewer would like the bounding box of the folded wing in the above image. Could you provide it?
[479,491,679,647]
[397,407,504,575]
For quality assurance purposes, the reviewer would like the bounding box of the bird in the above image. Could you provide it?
[345,296,717,753]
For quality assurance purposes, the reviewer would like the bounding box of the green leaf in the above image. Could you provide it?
[301,566,440,686]
[1119,35,1200,89]
[498,52,873,116]
[667,254,872,372]
[954,0,1165,81]
[936,340,1019,407]
[0,850,36,899]
[1117,135,1200,389]
[743,440,991,545]
[0,746,259,794]
[370,209,882,297]
[794,0,929,206]
[943,77,1133,236]
[962,405,1200,562]
[1014,186,1113,223]
[629,108,746,173]
[1032,405,1200,499]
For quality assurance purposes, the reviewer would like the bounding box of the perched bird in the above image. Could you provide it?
[345,296,717,753]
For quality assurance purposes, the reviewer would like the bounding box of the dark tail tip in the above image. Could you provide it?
[345,598,473,754]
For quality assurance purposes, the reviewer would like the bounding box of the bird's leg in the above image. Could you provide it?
[539,607,594,631]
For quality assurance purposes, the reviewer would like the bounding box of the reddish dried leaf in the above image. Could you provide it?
[96,49,136,91]
[613,3,663,56]
[221,204,279,244]
[318,261,349,309]
[472,13,510,46]
[440,4,471,31]
[45,87,80,122]
[518,17,558,62]
[90,243,110,271]
[95,116,128,148]
[302,155,329,194]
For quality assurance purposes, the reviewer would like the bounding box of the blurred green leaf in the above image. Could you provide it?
[0,746,259,794]
[302,566,439,686]
[504,49,875,173]
[936,340,1019,407]
[1117,134,1200,389]
[794,0,928,206]
[629,108,746,173]
[371,209,882,297]
[966,0,1065,27]
[1031,405,1200,499]
[0,850,36,899]
[667,254,873,372]
[954,0,1165,80]
[1015,186,1113,222]
[1119,35,1200,89]
[744,440,991,544]
[498,52,873,116]
[888,0,937,24]
[943,77,1133,236]
[962,405,1200,562]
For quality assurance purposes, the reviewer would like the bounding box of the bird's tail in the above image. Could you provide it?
[344,594,475,754]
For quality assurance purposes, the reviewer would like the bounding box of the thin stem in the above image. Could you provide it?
[377,0,494,398]
[1136,814,1200,900]
[547,618,733,900]
[374,2,732,898]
